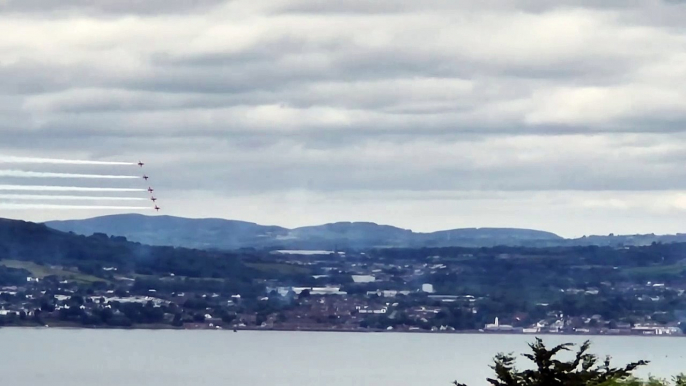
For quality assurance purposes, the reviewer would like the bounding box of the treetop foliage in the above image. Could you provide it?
[455,338,654,386]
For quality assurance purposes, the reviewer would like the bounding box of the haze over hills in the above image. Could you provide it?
[48,215,292,251]
[45,214,563,250]
[0,217,257,282]
[44,214,686,251]
[38,213,661,251]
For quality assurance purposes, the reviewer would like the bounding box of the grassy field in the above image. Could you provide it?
[0,260,106,284]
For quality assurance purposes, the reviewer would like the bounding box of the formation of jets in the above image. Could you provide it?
[139,161,160,212]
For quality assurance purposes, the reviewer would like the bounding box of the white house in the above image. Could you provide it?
[356,306,387,314]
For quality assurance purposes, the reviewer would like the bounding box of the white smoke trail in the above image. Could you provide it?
[0,170,140,179]
[0,194,147,201]
[0,156,136,166]
[0,185,146,192]
[0,203,151,210]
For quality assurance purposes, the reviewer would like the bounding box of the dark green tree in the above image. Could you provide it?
[171,313,183,327]
[455,338,648,386]
[298,289,311,299]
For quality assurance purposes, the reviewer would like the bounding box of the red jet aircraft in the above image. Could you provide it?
[154,205,161,212]
[138,161,144,167]
[147,187,154,193]
[143,175,149,181]
[151,196,157,202]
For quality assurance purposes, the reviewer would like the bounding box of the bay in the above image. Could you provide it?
[0,329,683,385]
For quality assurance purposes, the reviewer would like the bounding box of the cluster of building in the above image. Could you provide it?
[2,249,686,335]
[484,317,683,336]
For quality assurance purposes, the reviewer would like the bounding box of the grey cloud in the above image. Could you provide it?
[274,0,646,15]
[2,0,686,235]
[0,62,88,95]
[1,0,653,17]
[7,133,676,195]
[0,0,229,15]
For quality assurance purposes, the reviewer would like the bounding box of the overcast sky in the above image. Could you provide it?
[1,0,686,237]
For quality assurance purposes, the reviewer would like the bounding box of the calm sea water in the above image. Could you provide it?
[0,329,683,385]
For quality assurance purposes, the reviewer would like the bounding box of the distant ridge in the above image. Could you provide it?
[45,214,562,250]
[46,214,686,251]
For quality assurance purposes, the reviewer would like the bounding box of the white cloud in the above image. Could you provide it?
[2,0,686,235]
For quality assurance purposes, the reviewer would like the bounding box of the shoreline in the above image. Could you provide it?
[2,324,684,338]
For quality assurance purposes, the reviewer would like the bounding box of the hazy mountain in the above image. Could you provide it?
[46,214,288,250]
[46,214,563,250]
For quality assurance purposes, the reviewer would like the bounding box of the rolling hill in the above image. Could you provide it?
[0,217,258,283]
[46,214,563,250]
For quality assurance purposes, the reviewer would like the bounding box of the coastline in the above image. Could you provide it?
[3,323,684,338]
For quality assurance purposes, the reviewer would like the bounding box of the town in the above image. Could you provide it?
[2,235,686,336]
